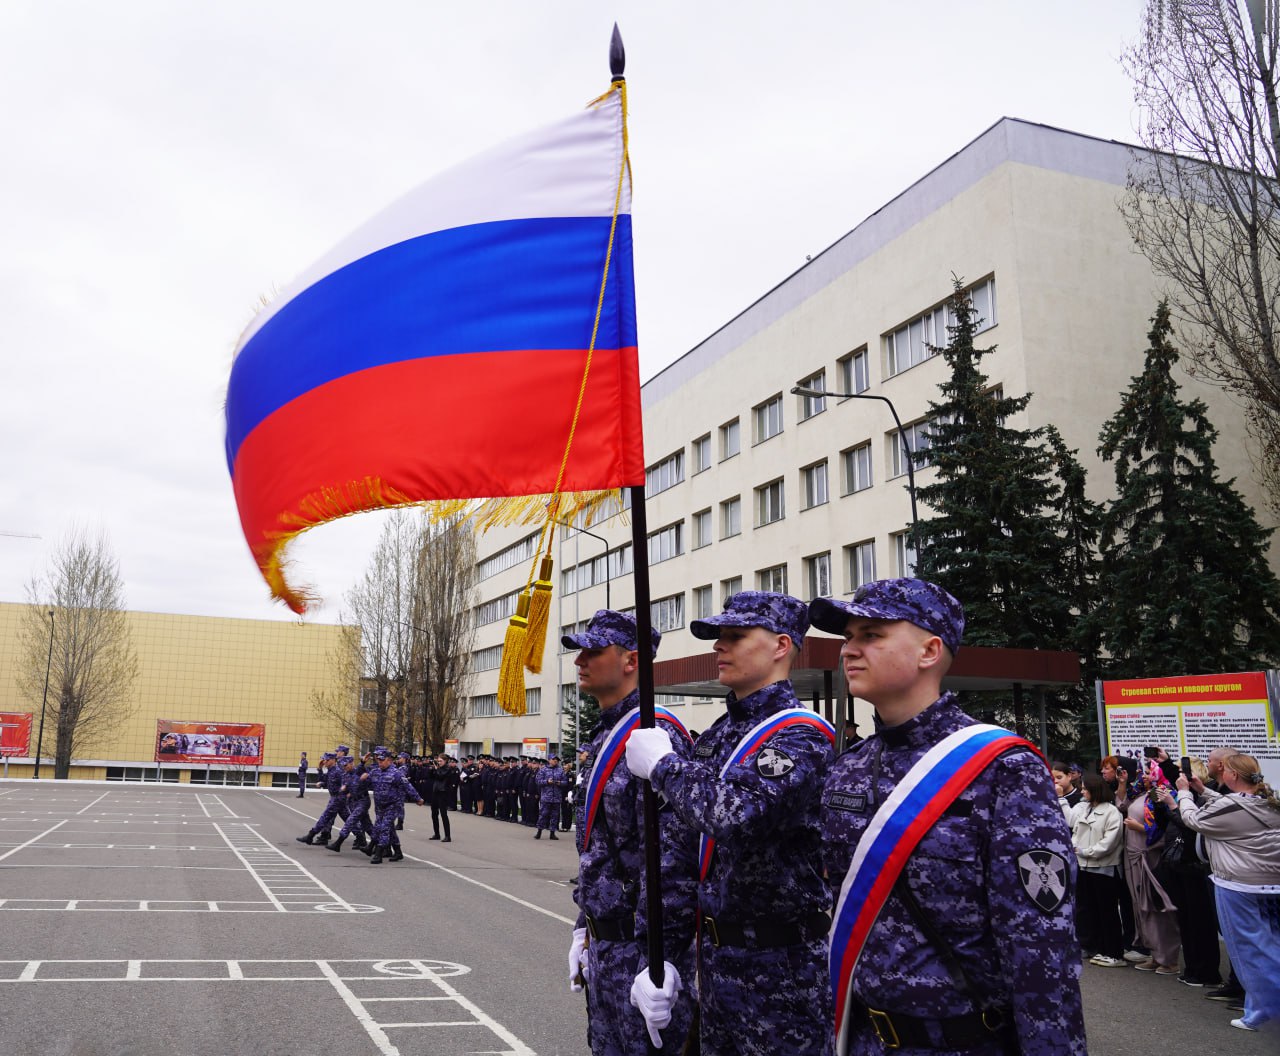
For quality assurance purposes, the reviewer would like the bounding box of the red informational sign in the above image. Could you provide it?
[1,712,33,758]
[155,719,265,765]
[1101,670,1280,785]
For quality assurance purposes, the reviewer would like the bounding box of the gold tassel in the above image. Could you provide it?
[497,592,530,716]
[523,556,554,673]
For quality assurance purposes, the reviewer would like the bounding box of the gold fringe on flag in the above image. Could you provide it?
[523,555,554,673]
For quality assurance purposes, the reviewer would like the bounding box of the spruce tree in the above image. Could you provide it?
[1091,302,1280,677]
[914,280,1084,654]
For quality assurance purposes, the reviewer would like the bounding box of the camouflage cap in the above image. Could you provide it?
[338,754,356,766]
[808,578,965,655]
[335,744,350,753]
[321,752,336,760]
[561,609,661,659]
[690,591,809,645]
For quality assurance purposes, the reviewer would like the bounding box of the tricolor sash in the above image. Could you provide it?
[829,724,1041,1056]
[582,706,692,844]
[698,708,836,881]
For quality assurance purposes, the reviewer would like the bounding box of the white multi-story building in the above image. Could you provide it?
[456,118,1277,758]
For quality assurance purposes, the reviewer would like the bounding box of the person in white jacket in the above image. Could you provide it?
[1069,773,1126,967]
[1157,753,1280,1033]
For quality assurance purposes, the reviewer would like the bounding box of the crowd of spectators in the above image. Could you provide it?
[1056,747,1280,1034]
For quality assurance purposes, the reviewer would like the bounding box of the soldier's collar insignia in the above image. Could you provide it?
[1016,849,1069,914]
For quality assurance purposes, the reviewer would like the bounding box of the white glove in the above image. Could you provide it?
[630,961,682,1048]
[625,727,676,780]
[568,927,589,992]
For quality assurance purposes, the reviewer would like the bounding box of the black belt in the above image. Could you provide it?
[701,910,830,948]
[857,1002,1011,1050]
[585,914,634,942]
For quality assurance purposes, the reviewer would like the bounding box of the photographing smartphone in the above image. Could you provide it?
[1143,746,1161,759]
[1181,756,1193,781]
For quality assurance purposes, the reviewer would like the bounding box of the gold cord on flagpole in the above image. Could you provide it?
[498,80,631,712]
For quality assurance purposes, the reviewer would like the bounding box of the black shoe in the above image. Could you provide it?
[1206,986,1246,1002]
[549,832,559,840]
[1226,1002,1245,1012]
[370,846,386,864]
[296,794,304,798]
[359,843,374,856]
[534,829,542,839]
[395,822,403,830]
[326,839,344,852]
[318,831,332,844]
[296,834,316,845]
[389,847,404,862]
[429,835,441,841]
[442,837,451,843]
[353,836,367,851]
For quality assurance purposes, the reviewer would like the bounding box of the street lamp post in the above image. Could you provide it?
[791,385,920,542]
[553,518,613,610]
[33,609,54,780]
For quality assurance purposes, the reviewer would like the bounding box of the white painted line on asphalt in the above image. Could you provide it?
[316,960,400,1056]
[254,791,577,927]
[197,795,211,818]
[75,791,111,815]
[211,822,376,913]
[0,818,67,863]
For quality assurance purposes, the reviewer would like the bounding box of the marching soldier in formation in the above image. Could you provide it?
[327,754,372,854]
[296,751,346,846]
[363,747,425,864]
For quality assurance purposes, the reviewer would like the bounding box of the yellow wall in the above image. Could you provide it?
[0,603,352,776]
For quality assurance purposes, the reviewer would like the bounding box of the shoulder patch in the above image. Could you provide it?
[825,790,867,813]
[756,746,795,778]
[1016,849,1069,914]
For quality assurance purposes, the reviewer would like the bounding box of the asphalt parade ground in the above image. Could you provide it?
[0,781,1273,1056]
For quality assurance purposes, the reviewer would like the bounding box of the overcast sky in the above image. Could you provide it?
[0,0,1147,624]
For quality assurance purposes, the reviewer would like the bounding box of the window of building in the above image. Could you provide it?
[652,593,685,633]
[559,544,632,597]
[805,552,832,599]
[893,532,918,577]
[692,434,711,474]
[692,508,712,549]
[801,461,829,510]
[721,496,741,539]
[470,694,502,718]
[890,420,934,478]
[753,395,783,443]
[477,532,540,581]
[885,278,997,378]
[525,688,541,716]
[720,419,740,461]
[721,576,743,601]
[476,589,521,627]
[757,564,788,594]
[838,347,870,395]
[472,645,503,673]
[845,540,877,590]
[359,684,379,712]
[797,370,826,420]
[647,521,684,564]
[755,479,785,526]
[645,450,685,497]
[842,442,873,494]
[693,584,714,619]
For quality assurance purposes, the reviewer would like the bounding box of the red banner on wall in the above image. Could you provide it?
[156,720,265,765]
[1,713,32,758]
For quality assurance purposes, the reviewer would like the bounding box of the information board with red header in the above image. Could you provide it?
[1100,670,1280,783]
[155,720,265,765]
[1,712,32,758]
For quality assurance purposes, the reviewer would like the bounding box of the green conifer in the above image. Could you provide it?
[1091,302,1280,677]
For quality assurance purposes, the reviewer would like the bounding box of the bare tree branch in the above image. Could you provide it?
[19,528,138,778]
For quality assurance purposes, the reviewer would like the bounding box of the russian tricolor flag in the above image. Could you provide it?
[225,87,644,611]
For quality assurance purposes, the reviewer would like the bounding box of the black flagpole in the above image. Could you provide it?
[614,26,666,1033]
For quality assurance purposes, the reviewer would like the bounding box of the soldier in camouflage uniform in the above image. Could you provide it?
[327,755,372,854]
[296,752,343,845]
[626,592,835,1056]
[535,756,567,839]
[363,748,424,864]
[809,579,1085,1056]
[566,610,699,1056]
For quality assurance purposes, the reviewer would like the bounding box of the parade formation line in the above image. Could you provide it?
[0,959,534,1056]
